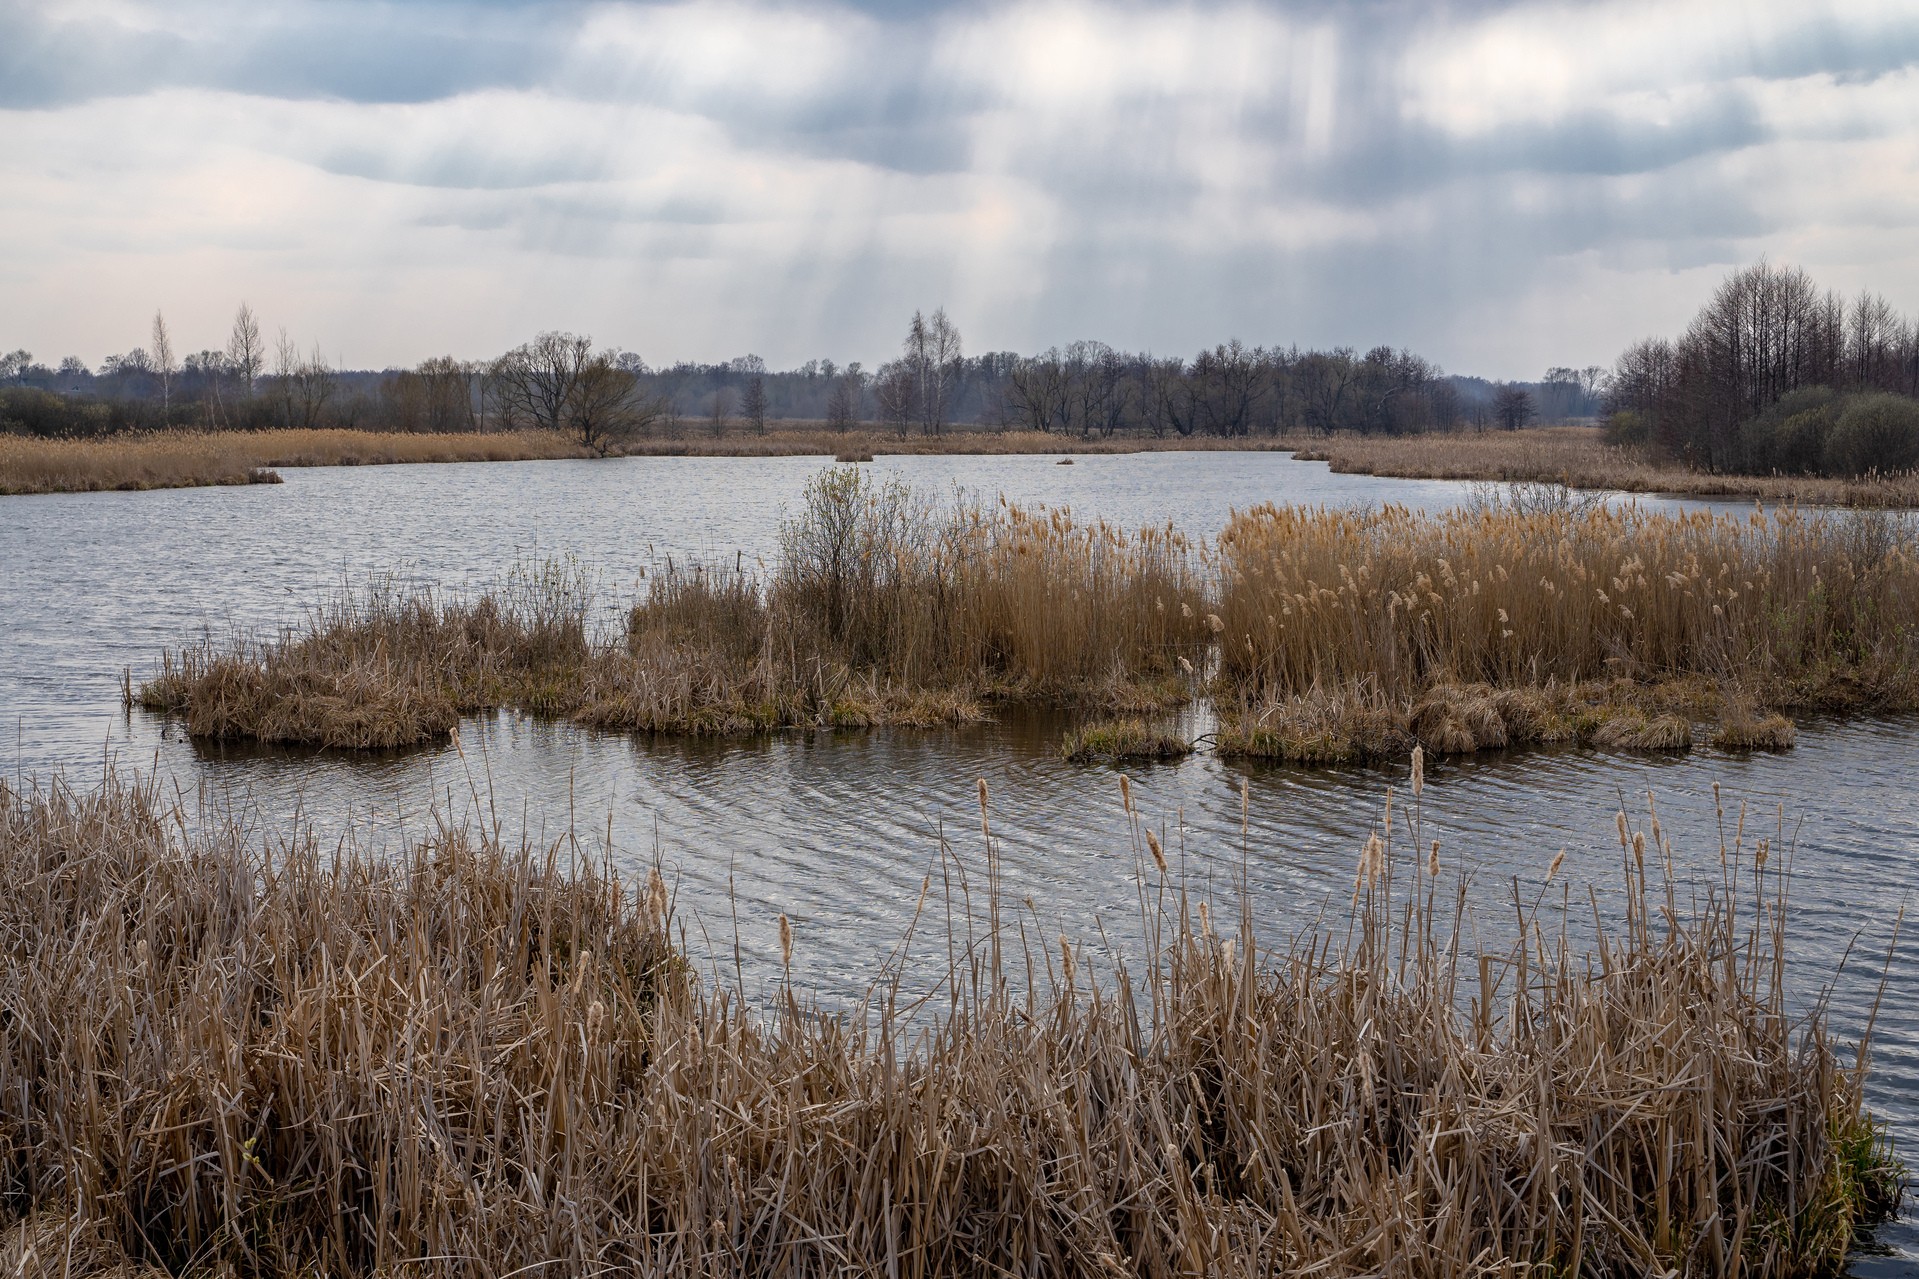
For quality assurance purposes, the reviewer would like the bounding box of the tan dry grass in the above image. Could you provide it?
[0,770,1902,1276]
[0,428,586,495]
[1211,503,1919,761]
[620,425,1294,458]
[139,471,1212,746]
[1282,426,1919,508]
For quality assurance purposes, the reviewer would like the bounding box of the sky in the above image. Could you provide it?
[2,0,1917,379]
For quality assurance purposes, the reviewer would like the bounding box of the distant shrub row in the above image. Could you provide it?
[1609,387,1919,478]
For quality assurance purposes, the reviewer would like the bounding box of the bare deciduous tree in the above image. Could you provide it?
[740,374,768,436]
[825,365,864,433]
[707,386,734,437]
[1493,383,1536,431]
[491,332,593,436]
[874,360,917,438]
[226,303,263,397]
[150,311,176,417]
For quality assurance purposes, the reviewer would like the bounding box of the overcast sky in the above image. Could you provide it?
[3,0,1916,377]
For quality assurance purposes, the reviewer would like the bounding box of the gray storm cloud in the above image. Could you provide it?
[2,0,1916,378]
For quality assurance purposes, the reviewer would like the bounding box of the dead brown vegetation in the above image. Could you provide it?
[138,471,1210,746]
[0,428,586,495]
[1284,426,1919,507]
[0,771,1901,1276]
[1212,502,1919,762]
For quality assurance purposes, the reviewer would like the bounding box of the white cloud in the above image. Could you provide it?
[0,0,1916,376]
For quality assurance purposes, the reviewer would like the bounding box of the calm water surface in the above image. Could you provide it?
[1,451,1913,1269]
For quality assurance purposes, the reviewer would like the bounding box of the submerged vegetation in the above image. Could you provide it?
[0,769,1902,1276]
[133,467,1919,761]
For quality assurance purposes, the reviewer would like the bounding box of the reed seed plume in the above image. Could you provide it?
[1213,502,1919,761]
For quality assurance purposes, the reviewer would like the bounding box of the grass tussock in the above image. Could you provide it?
[1059,716,1193,762]
[0,428,586,496]
[0,771,1903,1276]
[1212,502,1919,762]
[136,562,595,749]
[1283,426,1919,508]
[140,469,1210,745]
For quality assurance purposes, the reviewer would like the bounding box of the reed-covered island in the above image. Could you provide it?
[0,767,1902,1276]
[132,467,1919,763]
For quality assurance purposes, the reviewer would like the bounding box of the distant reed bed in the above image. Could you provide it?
[1211,502,1919,761]
[0,428,584,496]
[139,469,1210,746]
[0,429,283,494]
[1284,426,1919,508]
[0,770,1901,1275]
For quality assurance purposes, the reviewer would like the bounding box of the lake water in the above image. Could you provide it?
[1,450,1913,1270]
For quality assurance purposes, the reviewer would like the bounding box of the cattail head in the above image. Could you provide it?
[1428,839,1440,877]
[1146,829,1167,874]
[1205,612,1225,634]
[1410,744,1424,796]
[778,913,793,969]
[977,777,990,837]
[646,868,668,927]
[1632,830,1645,872]
[1118,772,1133,814]
[586,999,606,1037]
[1060,935,1076,984]
[1547,848,1565,881]
[1177,655,1195,674]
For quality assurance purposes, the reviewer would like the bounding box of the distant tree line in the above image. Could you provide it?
[1607,262,1919,477]
[3,304,1611,450]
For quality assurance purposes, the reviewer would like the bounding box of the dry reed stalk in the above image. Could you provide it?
[1282,426,1919,508]
[0,770,1902,1276]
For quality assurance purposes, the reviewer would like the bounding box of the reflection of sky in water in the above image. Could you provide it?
[3,454,1913,1265]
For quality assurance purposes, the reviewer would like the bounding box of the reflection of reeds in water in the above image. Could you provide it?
[0,770,1902,1275]
[1213,502,1919,761]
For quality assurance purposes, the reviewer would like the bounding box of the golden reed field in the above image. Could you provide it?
[1282,426,1919,509]
[0,768,1901,1276]
[0,429,588,494]
[133,469,1919,762]
[0,426,1298,495]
